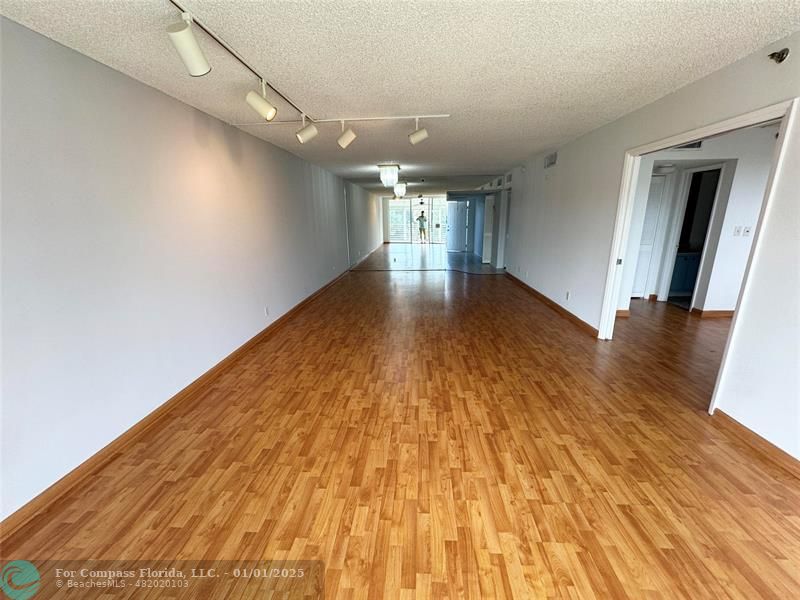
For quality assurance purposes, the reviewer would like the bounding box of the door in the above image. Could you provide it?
[447,201,467,251]
[632,176,666,297]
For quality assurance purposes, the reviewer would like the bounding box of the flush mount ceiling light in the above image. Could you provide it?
[408,117,429,145]
[393,182,407,197]
[296,115,319,144]
[246,80,277,121]
[166,13,211,77]
[378,164,400,187]
[337,121,357,149]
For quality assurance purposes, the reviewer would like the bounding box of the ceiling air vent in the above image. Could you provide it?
[676,141,703,149]
[544,152,558,169]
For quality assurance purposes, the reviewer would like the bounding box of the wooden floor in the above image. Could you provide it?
[3,273,800,598]
[353,243,504,274]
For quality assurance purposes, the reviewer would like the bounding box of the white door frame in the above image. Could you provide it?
[655,162,728,309]
[596,99,796,416]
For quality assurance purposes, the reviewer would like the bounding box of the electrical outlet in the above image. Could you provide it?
[743,226,752,237]
[733,225,743,237]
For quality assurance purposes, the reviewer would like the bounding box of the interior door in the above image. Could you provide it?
[446,201,467,251]
[632,176,666,297]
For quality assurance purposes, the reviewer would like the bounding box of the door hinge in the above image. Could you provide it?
[616,258,623,265]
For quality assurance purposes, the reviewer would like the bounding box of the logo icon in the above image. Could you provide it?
[0,561,40,600]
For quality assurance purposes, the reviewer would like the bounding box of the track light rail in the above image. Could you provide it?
[166,0,311,120]
[234,114,451,126]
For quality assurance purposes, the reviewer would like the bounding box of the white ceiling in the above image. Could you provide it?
[3,1,799,192]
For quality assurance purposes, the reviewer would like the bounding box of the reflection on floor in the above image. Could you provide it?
[352,243,504,274]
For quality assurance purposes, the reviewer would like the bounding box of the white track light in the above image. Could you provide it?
[166,14,211,77]
[337,121,357,149]
[246,81,277,121]
[296,115,318,144]
[409,128,429,145]
[394,182,407,197]
[409,117,429,145]
[378,164,400,187]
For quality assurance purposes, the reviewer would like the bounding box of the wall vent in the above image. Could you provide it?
[676,141,703,149]
[544,152,558,169]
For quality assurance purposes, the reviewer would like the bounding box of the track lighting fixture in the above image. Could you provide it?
[166,13,211,77]
[164,4,451,149]
[296,115,319,144]
[378,164,400,187]
[393,182,407,197]
[337,121,357,149]
[246,80,277,121]
[409,117,429,145]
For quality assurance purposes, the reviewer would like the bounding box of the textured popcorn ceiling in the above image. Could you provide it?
[3,0,799,190]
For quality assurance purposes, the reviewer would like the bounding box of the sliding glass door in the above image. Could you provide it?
[387,196,447,244]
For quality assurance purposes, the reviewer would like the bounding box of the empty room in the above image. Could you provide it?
[1,1,799,598]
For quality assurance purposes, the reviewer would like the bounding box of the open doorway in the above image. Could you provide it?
[667,167,721,309]
[597,100,794,417]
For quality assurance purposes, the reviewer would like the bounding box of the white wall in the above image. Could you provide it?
[0,18,354,517]
[619,125,778,310]
[505,32,799,327]
[345,183,383,265]
[712,103,800,459]
[502,32,799,457]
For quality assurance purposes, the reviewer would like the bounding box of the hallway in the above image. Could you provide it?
[5,272,798,598]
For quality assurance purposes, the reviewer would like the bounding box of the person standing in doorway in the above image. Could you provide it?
[416,211,428,243]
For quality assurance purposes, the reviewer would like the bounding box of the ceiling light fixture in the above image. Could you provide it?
[296,115,319,144]
[378,164,400,187]
[246,80,277,121]
[393,182,407,197]
[166,13,211,77]
[337,121,357,149]
[409,117,429,145]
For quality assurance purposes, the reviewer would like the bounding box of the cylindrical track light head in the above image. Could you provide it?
[166,20,211,77]
[296,122,319,144]
[337,128,357,149]
[245,90,277,121]
[409,127,429,145]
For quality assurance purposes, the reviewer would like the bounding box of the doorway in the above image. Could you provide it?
[668,168,721,309]
[597,99,794,419]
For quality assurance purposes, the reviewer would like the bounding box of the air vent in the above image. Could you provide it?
[676,141,702,149]
[544,152,558,169]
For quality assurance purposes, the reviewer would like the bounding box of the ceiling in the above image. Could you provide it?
[3,1,798,192]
